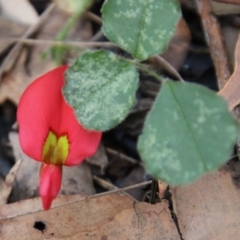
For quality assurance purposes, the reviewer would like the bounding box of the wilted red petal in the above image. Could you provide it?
[17,66,102,165]
[40,163,62,210]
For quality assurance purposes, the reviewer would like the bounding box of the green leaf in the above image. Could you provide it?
[63,49,139,131]
[102,0,181,61]
[138,80,238,185]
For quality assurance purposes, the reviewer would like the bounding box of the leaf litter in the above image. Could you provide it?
[0,0,240,239]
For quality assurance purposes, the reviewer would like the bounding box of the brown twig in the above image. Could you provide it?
[149,55,184,82]
[84,11,102,25]
[212,0,240,5]
[90,30,104,41]
[93,176,118,191]
[93,175,138,201]
[2,180,152,219]
[0,37,117,48]
[195,0,232,89]
[106,148,144,167]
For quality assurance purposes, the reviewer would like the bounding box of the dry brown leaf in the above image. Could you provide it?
[0,3,55,80]
[9,132,43,201]
[210,1,240,14]
[0,46,56,105]
[0,194,85,220]
[180,0,240,14]
[196,0,232,89]
[0,6,94,104]
[173,169,240,240]
[0,159,22,205]
[222,25,239,66]
[219,33,240,110]
[0,0,39,25]
[0,15,27,55]
[158,180,168,199]
[213,0,240,5]
[160,17,191,72]
[0,193,181,240]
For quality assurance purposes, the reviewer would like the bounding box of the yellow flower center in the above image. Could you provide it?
[42,131,69,165]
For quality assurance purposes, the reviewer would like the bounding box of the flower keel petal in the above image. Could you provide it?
[39,164,62,210]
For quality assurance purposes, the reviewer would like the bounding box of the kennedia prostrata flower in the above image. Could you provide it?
[17,66,102,210]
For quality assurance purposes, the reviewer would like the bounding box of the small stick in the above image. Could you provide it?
[93,175,138,201]
[0,38,117,49]
[1,180,152,219]
[93,176,118,191]
[90,30,104,42]
[149,55,184,82]
[84,11,102,25]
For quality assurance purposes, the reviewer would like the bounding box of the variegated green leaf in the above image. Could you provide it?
[63,49,139,131]
[102,0,181,61]
[138,80,238,185]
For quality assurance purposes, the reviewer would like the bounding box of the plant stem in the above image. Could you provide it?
[53,0,93,65]
[135,62,166,83]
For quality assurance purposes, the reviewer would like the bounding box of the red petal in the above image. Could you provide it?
[39,164,62,210]
[17,66,102,164]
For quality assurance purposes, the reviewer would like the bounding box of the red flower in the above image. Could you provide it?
[17,66,102,210]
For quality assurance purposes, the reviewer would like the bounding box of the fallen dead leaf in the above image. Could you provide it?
[196,0,232,89]
[0,5,94,104]
[219,33,240,110]
[222,24,239,67]
[160,17,191,72]
[158,180,168,199]
[0,193,180,240]
[9,132,42,201]
[0,159,22,205]
[0,15,27,55]
[0,0,39,25]
[0,194,85,220]
[210,0,240,15]
[0,3,55,81]
[212,0,240,6]
[173,169,240,240]
[0,45,56,105]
